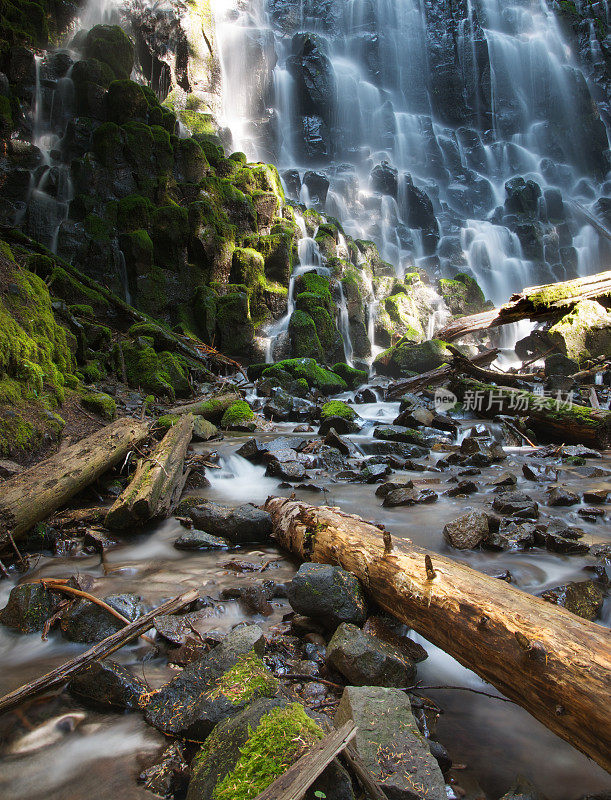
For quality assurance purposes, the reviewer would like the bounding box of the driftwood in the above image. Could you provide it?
[0,417,149,542]
[447,345,541,387]
[105,415,194,530]
[0,588,199,715]
[253,721,356,800]
[437,270,611,341]
[169,391,242,420]
[385,349,499,399]
[452,378,611,449]
[265,497,611,773]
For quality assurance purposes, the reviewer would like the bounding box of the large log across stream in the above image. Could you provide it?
[0,417,149,543]
[437,269,611,341]
[265,497,611,773]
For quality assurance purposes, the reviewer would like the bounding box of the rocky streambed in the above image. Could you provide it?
[0,380,610,800]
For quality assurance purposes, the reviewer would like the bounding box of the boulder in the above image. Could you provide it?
[540,580,604,620]
[443,510,489,549]
[190,502,272,544]
[548,300,611,364]
[374,339,451,378]
[485,522,536,551]
[373,425,428,446]
[61,593,146,643]
[492,491,539,520]
[0,583,63,633]
[383,487,438,507]
[68,659,147,709]
[335,686,446,800]
[174,530,231,550]
[326,622,416,686]
[287,562,367,629]
[546,486,580,506]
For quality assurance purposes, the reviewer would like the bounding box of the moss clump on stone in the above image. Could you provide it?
[121,338,189,400]
[273,358,347,394]
[374,338,452,378]
[331,362,367,388]
[155,413,179,433]
[210,703,323,800]
[80,391,116,420]
[321,400,356,421]
[220,400,255,429]
[106,80,148,125]
[84,24,135,80]
[288,309,323,360]
[548,300,611,364]
[209,652,279,707]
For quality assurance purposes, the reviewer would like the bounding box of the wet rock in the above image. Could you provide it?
[174,530,231,550]
[545,353,579,377]
[361,440,429,460]
[221,586,274,616]
[363,615,428,663]
[302,170,330,205]
[583,488,609,504]
[0,583,63,633]
[293,423,314,433]
[578,507,605,522]
[370,161,398,197]
[489,470,518,488]
[68,659,147,709]
[394,406,435,428]
[287,562,367,629]
[355,387,377,403]
[492,491,539,520]
[327,623,416,686]
[373,425,428,446]
[383,487,438,507]
[266,458,307,481]
[443,510,489,549]
[192,416,219,442]
[461,437,507,466]
[540,580,605,620]
[154,610,217,645]
[318,415,360,435]
[499,777,545,800]
[190,502,273,544]
[324,428,351,455]
[61,593,146,643]
[428,740,452,775]
[361,462,393,483]
[335,686,446,800]
[445,480,478,497]
[143,628,274,739]
[83,529,117,553]
[485,522,536,551]
[375,480,414,497]
[538,527,590,554]
[591,543,611,562]
[522,464,558,482]
[546,486,580,506]
[139,742,189,798]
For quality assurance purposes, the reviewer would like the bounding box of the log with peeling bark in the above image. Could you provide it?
[264,497,611,773]
[105,414,194,530]
[169,391,242,420]
[451,378,611,448]
[385,349,499,399]
[0,588,199,715]
[437,270,611,342]
[0,417,149,543]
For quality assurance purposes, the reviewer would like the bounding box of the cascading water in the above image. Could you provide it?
[211,0,610,349]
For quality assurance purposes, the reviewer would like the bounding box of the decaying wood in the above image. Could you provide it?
[0,417,149,542]
[447,345,541,387]
[265,497,611,773]
[0,589,199,715]
[169,391,242,420]
[253,721,356,800]
[437,270,611,341]
[452,378,611,449]
[386,349,500,399]
[342,744,388,800]
[105,415,194,530]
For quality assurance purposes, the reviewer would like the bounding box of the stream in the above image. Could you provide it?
[1,399,610,800]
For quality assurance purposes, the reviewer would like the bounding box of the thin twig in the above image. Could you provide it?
[408,684,517,704]
[280,673,345,690]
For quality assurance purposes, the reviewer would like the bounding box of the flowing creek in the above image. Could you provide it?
[1,399,610,799]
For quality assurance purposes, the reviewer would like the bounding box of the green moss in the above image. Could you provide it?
[107,80,148,124]
[216,292,254,355]
[211,703,323,800]
[220,400,255,428]
[0,413,40,457]
[210,652,279,706]
[84,25,135,80]
[91,122,123,168]
[273,358,347,394]
[234,163,285,206]
[176,137,210,182]
[80,361,106,383]
[155,413,179,432]
[321,400,356,421]
[151,204,189,267]
[80,391,116,420]
[288,309,323,360]
[121,338,189,400]
[331,362,367,388]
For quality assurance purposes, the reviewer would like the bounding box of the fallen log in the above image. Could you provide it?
[253,721,356,800]
[0,588,199,715]
[437,270,611,341]
[105,414,194,530]
[0,417,149,542]
[447,345,541,387]
[169,391,242,420]
[264,498,611,773]
[451,378,611,449]
[385,349,499,399]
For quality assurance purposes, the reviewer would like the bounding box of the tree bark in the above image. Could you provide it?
[264,497,611,774]
[0,417,149,542]
[437,270,611,342]
[105,414,194,530]
[451,378,611,449]
[385,349,499,399]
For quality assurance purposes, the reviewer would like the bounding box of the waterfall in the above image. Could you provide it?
[209,0,609,348]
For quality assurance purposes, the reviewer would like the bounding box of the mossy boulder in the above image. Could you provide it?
[192,285,218,343]
[288,309,323,360]
[71,58,115,89]
[216,292,255,356]
[374,338,452,377]
[121,338,189,400]
[80,391,116,420]
[548,300,611,364]
[321,400,357,422]
[106,80,148,124]
[273,358,347,394]
[175,137,210,182]
[383,293,425,342]
[439,273,487,316]
[151,204,190,268]
[0,583,63,633]
[331,362,368,388]
[220,400,256,431]
[84,25,135,80]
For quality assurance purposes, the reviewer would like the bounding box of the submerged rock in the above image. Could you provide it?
[287,562,367,629]
[492,491,539,520]
[326,622,416,686]
[190,502,273,544]
[335,686,446,800]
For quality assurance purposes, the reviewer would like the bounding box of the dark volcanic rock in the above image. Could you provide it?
[190,502,273,544]
[326,622,416,686]
[383,487,438,507]
[68,659,147,709]
[287,562,367,629]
